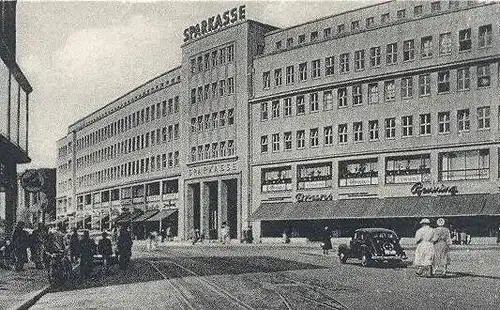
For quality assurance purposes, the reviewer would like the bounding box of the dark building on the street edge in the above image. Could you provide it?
[0,0,33,236]
[57,1,500,242]
[17,168,56,227]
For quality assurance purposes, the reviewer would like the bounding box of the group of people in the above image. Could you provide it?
[0,221,45,271]
[414,218,452,277]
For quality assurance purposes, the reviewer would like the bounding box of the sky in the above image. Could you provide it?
[16,0,380,169]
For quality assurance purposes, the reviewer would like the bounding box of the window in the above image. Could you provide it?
[457,109,470,132]
[369,120,379,141]
[312,59,321,78]
[310,93,319,112]
[438,112,450,134]
[220,110,226,127]
[323,90,333,110]
[439,149,490,180]
[323,27,331,38]
[297,162,333,189]
[286,66,295,84]
[261,166,292,192]
[431,1,441,12]
[437,71,450,93]
[401,40,415,63]
[270,100,280,119]
[366,17,374,28]
[337,24,345,34]
[191,89,197,104]
[310,128,319,147]
[272,133,280,152]
[477,106,490,129]
[402,116,413,137]
[286,37,293,48]
[414,5,423,16]
[368,83,379,104]
[401,77,413,98]
[219,47,226,64]
[325,56,334,76]
[386,43,397,64]
[338,124,348,144]
[284,132,292,150]
[296,95,305,115]
[338,88,348,107]
[457,67,470,91]
[352,84,363,106]
[439,33,452,55]
[212,113,218,128]
[419,74,431,96]
[211,51,218,67]
[354,50,365,71]
[284,98,292,116]
[353,122,363,142]
[384,80,395,101]
[227,77,235,94]
[228,140,235,156]
[263,71,270,89]
[261,136,268,153]
[324,126,333,146]
[228,109,234,125]
[421,36,433,58]
[299,62,307,81]
[310,31,318,41]
[478,25,492,48]
[340,53,350,72]
[386,154,431,184]
[351,20,360,31]
[459,28,471,51]
[381,13,390,24]
[204,53,210,70]
[477,64,491,87]
[261,102,268,121]
[275,41,282,50]
[370,47,381,67]
[274,68,282,86]
[385,118,396,139]
[296,130,305,149]
[339,158,378,187]
[298,34,305,44]
[397,9,406,19]
[419,114,431,135]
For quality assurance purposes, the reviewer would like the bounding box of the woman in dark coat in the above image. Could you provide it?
[321,226,333,255]
[12,221,29,271]
[117,224,133,270]
[79,230,95,279]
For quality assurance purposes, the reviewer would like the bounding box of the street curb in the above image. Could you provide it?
[9,285,50,310]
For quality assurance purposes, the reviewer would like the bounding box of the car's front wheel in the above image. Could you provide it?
[361,253,371,267]
[339,252,347,264]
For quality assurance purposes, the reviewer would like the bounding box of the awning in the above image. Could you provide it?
[250,194,500,221]
[115,210,144,225]
[145,209,177,222]
[132,210,160,223]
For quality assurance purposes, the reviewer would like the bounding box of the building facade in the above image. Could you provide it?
[57,1,500,241]
[0,0,33,235]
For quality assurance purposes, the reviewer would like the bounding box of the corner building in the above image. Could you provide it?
[57,1,500,241]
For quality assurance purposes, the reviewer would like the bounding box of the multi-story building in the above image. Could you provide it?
[57,1,500,241]
[0,0,33,235]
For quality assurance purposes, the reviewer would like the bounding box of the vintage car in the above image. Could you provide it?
[338,228,407,267]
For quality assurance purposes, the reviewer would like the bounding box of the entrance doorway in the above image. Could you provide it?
[207,181,218,239]
[190,183,200,232]
[224,179,238,239]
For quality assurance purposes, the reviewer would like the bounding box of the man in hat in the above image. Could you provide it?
[414,218,435,277]
[98,231,113,275]
[432,218,452,276]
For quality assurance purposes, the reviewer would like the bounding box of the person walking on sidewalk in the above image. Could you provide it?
[11,221,29,271]
[30,224,44,269]
[98,231,112,275]
[321,226,333,255]
[79,230,95,279]
[69,228,81,264]
[414,218,435,277]
[432,218,452,277]
[117,224,133,270]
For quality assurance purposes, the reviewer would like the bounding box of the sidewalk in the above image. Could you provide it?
[0,262,50,310]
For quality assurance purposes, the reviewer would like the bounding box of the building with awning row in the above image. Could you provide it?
[56,1,500,241]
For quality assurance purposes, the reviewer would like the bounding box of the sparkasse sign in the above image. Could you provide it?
[183,5,246,42]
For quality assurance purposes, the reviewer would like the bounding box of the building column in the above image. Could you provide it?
[201,182,210,238]
[252,220,261,243]
[4,162,17,236]
[217,180,228,240]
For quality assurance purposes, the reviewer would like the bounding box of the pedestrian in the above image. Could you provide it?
[79,230,95,279]
[192,228,200,245]
[166,225,172,242]
[160,228,166,243]
[30,224,44,269]
[414,218,435,277]
[98,231,112,274]
[282,230,290,244]
[117,224,133,270]
[111,226,118,244]
[152,231,158,249]
[69,228,81,263]
[221,222,230,244]
[460,230,467,245]
[11,221,29,271]
[321,226,332,255]
[497,226,500,245]
[432,218,452,277]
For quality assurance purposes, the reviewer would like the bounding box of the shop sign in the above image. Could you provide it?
[188,162,237,178]
[296,193,334,202]
[183,5,246,42]
[410,182,458,196]
[21,170,45,192]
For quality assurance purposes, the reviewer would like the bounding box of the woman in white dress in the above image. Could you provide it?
[432,218,452,276]
[414,218,435,277]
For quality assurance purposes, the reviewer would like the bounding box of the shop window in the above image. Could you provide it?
[162,179,178,194]
[261,166,292,192]
[146,182,160,196]
[111,189,120,201]
[297,162,333,189]
[339,158,378,187]
[439,149,490,180]
[101,191,110,202]
[385,154,431,184]
[121,187,131,199]
[132,185,144,198]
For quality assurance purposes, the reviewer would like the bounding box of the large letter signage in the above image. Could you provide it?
[410,182,458,196]
[183,5,246,42]
[296,193,334,202]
